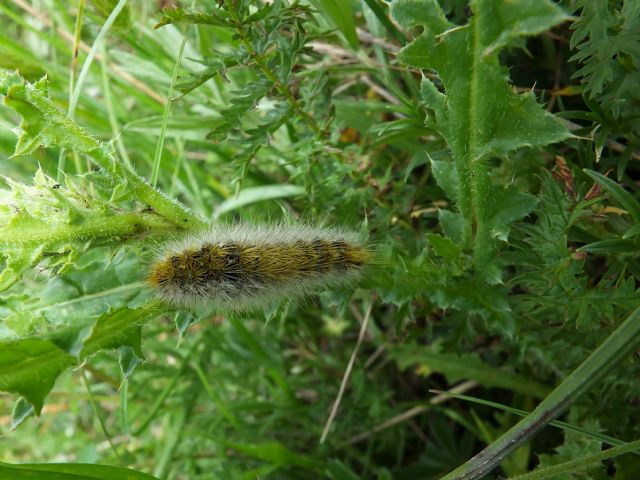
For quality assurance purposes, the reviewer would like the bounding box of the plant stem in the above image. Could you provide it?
[2,71,205,229]
[223,0,322,136]
[468,12,491,263]
[150,0,195,187]
[441,305,640,479]
[83,369,124,465]
[1,212,173,246]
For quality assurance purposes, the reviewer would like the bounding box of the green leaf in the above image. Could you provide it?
[174,57,239,97]
[10,397,34,430]
[313,0,359,49]
[569,1,640,125]
[578,239,639,254]
[361,0,408,44]
[436,391,639,453]
[392,0,571,273]
[427,234,461,262]
[439,209,465,244]
[391,344,551,398]
[326,459,361,480]
[514,437,640,479]
[394,0,569,158]
[225,441,321,470]
[534,413,605,480]
[488,189,538,243]
[0,338,75,415]
[0,462,159,480]
[583,169,640,224]
[0,245,44,291]
[0,71,99,156]
[119,346,143,380]
[213,185,305,218]
[0,69,204,229]
[0,170,174,290]
[155,7,230,29]
[80,305,162,360]
[430,156,459,202]
[623,223,640,239]
[441,305,640,479]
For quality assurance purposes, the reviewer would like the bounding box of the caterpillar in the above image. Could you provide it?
[147,223,371,312]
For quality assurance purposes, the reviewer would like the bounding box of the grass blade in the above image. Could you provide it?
[441,305,640,479]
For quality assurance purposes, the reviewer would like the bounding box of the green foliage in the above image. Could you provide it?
[570,0,640,143]
[311,0,359,49]
[0,339,75,415]
[391,343,551,398]
[392,0,570,281]
[0,461,158,479]
[1,0,640,479]
[535,411,606,479]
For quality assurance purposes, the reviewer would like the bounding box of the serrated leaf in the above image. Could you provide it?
[427,233,461,262]
[536,412,605,479]
[0,338,75,415]
[430,157,459,202]
[174,310,196,340]
[80,306,158,360]
[0,462,159,480]
[175,57,237,97]
[0,72,99,156]
[421,77,449,132]
[0,69,203,229]
[488,189,538,242]
[394,0,571,156]
[0,246,44,291]
[1,248,147,342]
[438,209,465,244]
[0,170,171,290]
[392,0,571,275]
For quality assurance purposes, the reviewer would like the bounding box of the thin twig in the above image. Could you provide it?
[320,301,374,444]
[345,380,479,445]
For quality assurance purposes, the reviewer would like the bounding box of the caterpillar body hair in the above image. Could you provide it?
[147,223,371,312]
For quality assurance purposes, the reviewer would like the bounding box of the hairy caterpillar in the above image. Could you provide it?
[148,223,371,312]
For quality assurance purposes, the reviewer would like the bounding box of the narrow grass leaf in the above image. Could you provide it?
[583,169,640,223]
[213,185,305,218]
[441,305,640,479]
[313,0,359,49]
[0,462,159,480]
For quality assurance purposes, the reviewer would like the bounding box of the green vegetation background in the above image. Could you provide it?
[0,0,639,479]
